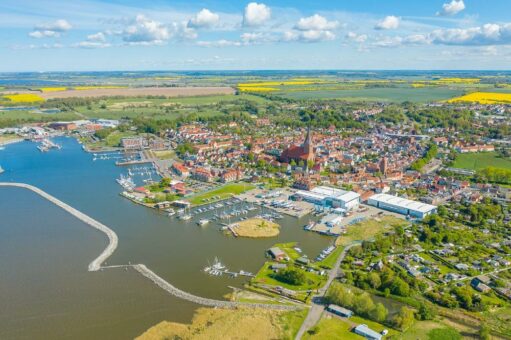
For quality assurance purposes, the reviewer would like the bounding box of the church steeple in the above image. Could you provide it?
[303,125,313,154]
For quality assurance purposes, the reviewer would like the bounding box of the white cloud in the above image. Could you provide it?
[75,41,111,49]
[122,15,170,45]
[243,2,271,27]
[346,31,367,43]
[196,39,242,47]
[35,19,72,32]
[188,8,220,28]
[87,32,106,42]
[375,16,400,30]
[29,19,72,38]
[437,0,465,16]
[295,14,338,31]
[282,14,339,43]
[241,32,272,44]
[430,23,511,45]
[283,29,336,43]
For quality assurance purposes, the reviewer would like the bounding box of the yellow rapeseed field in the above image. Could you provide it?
[238,80,316,87]
[447,92,511,104]
[238,86,278,92]
[3,93,45,102]
[39,87,67,92]
[412,78,480,88]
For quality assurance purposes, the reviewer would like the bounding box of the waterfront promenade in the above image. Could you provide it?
[0,182,302,311]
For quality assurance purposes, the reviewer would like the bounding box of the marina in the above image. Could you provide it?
[0,137,331,339]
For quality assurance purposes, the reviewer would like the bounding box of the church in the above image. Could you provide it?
[280,126,315,165]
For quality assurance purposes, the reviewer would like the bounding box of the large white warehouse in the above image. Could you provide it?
[367,193,437,219]
[295,186,360,210]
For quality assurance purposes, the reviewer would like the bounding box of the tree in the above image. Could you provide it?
[369,303,388,323]
[367,272,382,289]
[159,177,171,188]
[390,277,410,297]
[353,293,375,317]
[417,303,436,321]
[274,268,306,286]
[393,307,415,330]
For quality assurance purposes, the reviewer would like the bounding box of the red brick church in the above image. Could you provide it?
[280,126,315,165]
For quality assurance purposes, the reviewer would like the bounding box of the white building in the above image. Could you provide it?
[367,193,437,219]
[295,186,360,210]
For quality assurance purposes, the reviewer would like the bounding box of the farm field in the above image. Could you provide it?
[34,86,234,99]
[0,109,81,127]
[452,152,511,171]
[71,93,267,120]
[274,87,466,102]
[448,91,511,104]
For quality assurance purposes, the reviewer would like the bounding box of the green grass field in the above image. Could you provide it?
[187,182,255,205]
[252,262,325,291]
[70,93,267,121]
[315,246,344,269]
[452,152,511,171]
[275,87,466,103]
[336,216,407,247]
[303,317,362,340]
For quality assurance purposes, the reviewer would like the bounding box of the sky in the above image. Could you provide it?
[1,0,511,72]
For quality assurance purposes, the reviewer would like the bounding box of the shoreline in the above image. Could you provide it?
[0,137,23,147]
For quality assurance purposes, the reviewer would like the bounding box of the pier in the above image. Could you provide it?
[0,182,302,311]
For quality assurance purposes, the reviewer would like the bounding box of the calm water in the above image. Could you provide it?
[0,137,331,339]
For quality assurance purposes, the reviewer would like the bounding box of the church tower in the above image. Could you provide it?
[303,125,314,162]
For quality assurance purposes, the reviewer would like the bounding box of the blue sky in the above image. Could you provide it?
[1,0,511,71]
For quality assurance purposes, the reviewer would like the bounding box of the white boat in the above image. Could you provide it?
[167,209,176,217]
[180,214,192,221]
[197,219,210,226]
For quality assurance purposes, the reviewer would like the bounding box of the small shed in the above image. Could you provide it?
[268,247,286,261]
[327,304,353,318]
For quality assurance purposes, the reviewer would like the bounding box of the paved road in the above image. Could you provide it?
[295,242,361,339]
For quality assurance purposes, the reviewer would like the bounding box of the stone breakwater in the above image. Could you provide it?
[0,182,117,271]
[0,182,303,311]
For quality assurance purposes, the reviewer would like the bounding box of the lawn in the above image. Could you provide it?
[303,316,363,340]
[187,182,255,205]
[452,152,511,171]
[252,262,325,292]
[316,246,344,269]
[304,315,398,340]
[336,216,407,247]
[400,320,452,340]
